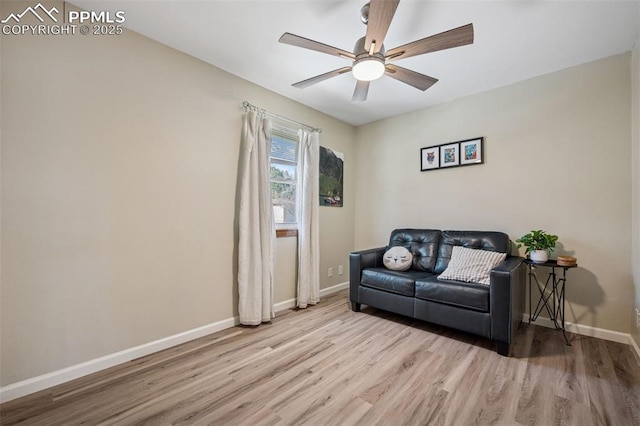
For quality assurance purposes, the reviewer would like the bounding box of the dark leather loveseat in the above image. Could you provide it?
[349,229,525,356]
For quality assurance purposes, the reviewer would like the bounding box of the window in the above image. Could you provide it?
[270,124,299,226]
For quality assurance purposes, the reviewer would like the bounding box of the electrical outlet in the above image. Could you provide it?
[328,267,333,278]
[338,265,344,276]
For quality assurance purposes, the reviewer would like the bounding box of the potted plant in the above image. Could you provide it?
[516,230,558,263]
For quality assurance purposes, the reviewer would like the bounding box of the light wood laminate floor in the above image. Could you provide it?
[1,290,639,425]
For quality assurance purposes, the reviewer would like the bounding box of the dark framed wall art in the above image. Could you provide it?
[319,146,344,207]
[420,145,440,170]
[440,143,460,168]
[460,138,483,165]
[420,137,484,172]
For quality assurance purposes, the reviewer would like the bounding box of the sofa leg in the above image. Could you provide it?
[496,341,510,356]
[350,301,361,312]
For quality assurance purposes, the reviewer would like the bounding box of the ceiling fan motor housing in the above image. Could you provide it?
[352,36,386,81]
[353,35,385,57]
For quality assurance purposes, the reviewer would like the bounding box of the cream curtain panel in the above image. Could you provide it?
[296,129,320,308]
[238,110,275,325]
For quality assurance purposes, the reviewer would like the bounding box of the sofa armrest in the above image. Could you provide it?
[490,256,525,344]
[349,247,386,305]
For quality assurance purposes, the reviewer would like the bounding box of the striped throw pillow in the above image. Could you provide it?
[437,246,507,285]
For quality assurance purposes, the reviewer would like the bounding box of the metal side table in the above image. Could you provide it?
[524,259,577,345]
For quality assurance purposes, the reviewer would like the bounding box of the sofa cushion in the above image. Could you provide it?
[383,246,413,271]
[361,268,433,297]
[434,230,510,274]
[437,246,507,285]
[415,275,490,312]
[389,229,441,272]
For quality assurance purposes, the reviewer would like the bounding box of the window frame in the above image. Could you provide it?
[269,121,300,231]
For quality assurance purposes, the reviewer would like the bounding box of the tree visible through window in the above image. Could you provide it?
[270,124,299,225]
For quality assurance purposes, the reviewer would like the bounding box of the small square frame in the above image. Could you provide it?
[440,143,460,168]
[420,146,440,170]
[460,137,484,166]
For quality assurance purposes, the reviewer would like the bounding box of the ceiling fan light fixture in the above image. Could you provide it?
[352,57,385,81]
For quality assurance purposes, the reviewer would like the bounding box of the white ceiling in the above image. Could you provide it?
[72,1,639,126]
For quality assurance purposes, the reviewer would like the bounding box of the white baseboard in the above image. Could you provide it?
[1,282,350,404]
[320,281,349,296]
[274,298,297,312]
[0,316,239,404]
[274,281,349,313]
[521,314,631,344]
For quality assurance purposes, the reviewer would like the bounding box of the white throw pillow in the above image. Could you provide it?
[383,246,413,271]
[437,246,507,285]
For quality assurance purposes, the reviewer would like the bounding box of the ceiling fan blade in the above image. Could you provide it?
[292,66,352,89]
[385,23,474,61]
[279,33,355,60]
[352,80,370,102]
[385,64,438,91]
[364,0,400,54]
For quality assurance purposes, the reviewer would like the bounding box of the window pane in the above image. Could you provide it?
[270,162,296,182]
[271,181,296,224]
[270,123,299,226]
[271,134,297,162]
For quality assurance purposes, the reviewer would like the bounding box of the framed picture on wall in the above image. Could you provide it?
[319,146,344,207]
[420,146,440,171]
[440,143,460,168]
[460,137,484,166]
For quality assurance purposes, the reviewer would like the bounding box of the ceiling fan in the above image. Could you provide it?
[278,0,474,102]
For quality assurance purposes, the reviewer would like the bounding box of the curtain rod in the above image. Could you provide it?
[242,101,322,133]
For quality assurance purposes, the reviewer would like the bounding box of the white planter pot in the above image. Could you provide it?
[530,250,549,263]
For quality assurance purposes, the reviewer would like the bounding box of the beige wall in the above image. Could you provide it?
[631,6,640,349]
[354,54,632,334]
[0,3,355,386]
[274,237,298,304]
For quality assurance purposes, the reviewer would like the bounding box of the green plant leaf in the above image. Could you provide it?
[516,229,558,255]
